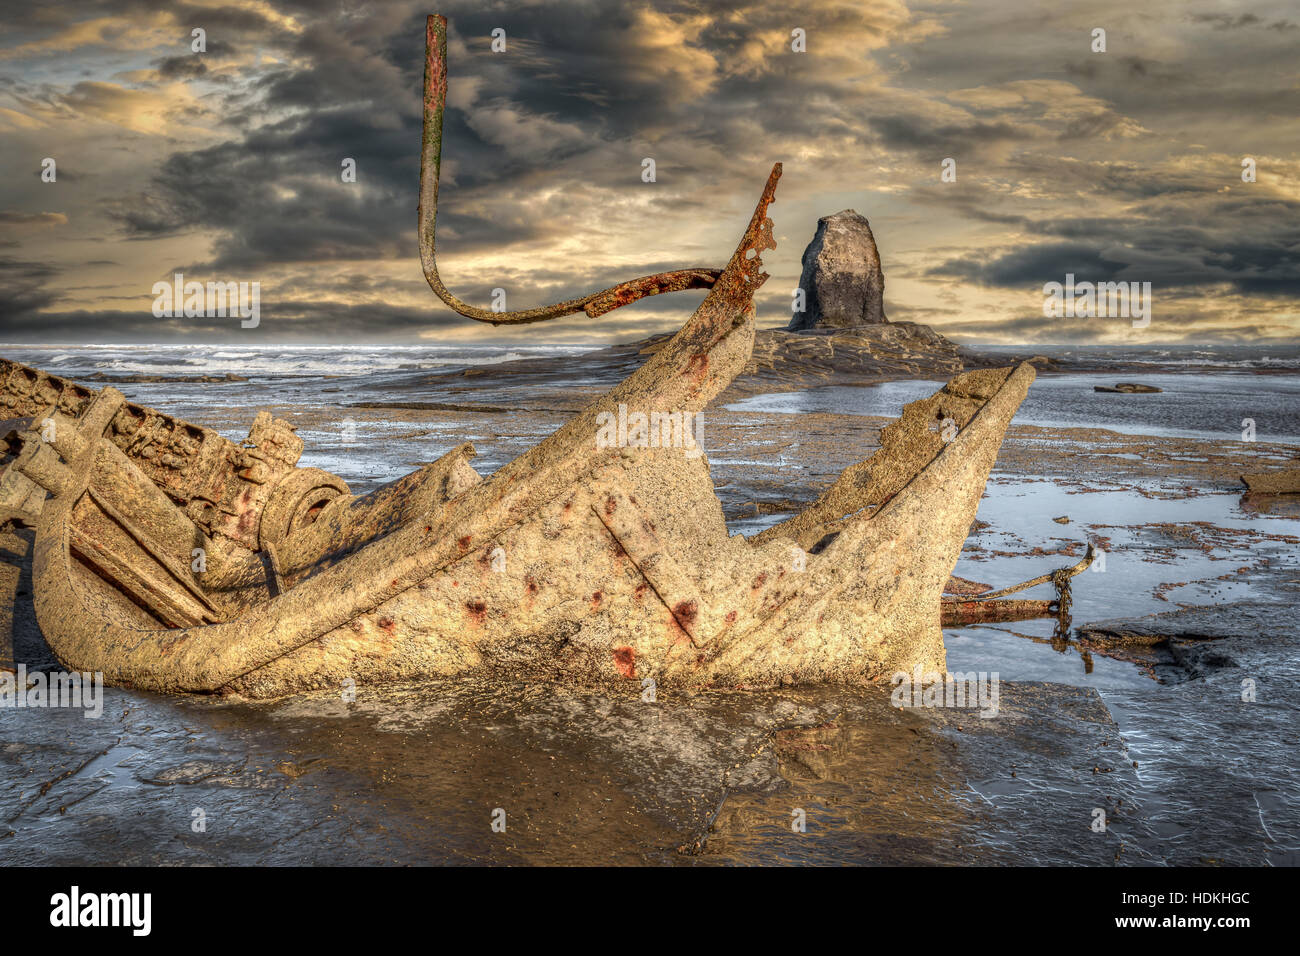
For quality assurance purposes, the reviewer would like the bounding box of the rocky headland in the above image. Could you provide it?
[433,209,1055,401]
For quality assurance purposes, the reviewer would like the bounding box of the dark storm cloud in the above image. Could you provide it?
[870,116,1023,153]
[2,0,1297,344]
[931,244,1120,285]
[1058,111,1132,140]
[907,135,1300,300]
[0,296,532,343]
[100,3,563,269]
[2,0,161,31]
[929,200,1300,297]
[1187,13,1296,30]
[0,257,62,321]
[112,106,423,266]
[173,2,286,35]
[155,56,210,81]
[105,0,953,271]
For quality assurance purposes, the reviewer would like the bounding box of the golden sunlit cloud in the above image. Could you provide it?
[0,0,1295,344]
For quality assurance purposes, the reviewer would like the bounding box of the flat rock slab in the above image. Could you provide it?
[1,678,1150,865]
[419,324,981,409]
[1094,383,1162,393]
[1080,599,1300,864]
[699,682,1157,865]
[1081,601,1290,643]
[1241,469,1300,494]
[1080,601,1295,679]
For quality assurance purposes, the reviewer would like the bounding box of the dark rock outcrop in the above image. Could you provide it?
[426,322,1041,405]
[1241,468,1300,494]
[788,210,888,330]
[1094,383,1161,394]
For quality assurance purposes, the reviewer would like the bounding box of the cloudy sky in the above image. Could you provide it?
[1,0,1297,346]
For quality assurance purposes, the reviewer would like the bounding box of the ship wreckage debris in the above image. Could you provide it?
[0,15,1090,698]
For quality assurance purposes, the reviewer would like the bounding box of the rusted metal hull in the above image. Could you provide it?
[940,599,1057,627]
[0,166,1039,700]
[0,12,1040,699]
[4,346,1035,698]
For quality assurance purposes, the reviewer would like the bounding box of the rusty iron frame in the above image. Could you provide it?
[939,544,1096,628]
[418,14,723,324]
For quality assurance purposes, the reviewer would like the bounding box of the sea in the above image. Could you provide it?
[4,342,1299,444]
[2,341,1298,864]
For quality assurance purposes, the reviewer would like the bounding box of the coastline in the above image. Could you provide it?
[2,344,1298,864]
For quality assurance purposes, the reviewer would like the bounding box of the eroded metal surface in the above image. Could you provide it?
[0,14,1034,700]
[418,14,722,325]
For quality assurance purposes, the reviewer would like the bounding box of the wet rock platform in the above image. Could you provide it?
[4,676,1155,866]
[3,352,1297,866]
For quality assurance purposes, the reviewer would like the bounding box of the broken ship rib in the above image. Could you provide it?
[3,359,1036,698]
[1,271,1036,698]
[0,13,1039,698]
[417,14,721,324]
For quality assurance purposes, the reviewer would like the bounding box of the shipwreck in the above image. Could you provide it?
[0,15,1068,698]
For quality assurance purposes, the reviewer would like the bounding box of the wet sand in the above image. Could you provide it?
[3,354,1298,865]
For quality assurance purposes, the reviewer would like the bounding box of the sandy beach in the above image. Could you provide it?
[2,342,1298,864]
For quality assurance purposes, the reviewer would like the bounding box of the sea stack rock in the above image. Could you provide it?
[788,209,888,331]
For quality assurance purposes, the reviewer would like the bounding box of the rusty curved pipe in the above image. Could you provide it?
[418,14,722,324]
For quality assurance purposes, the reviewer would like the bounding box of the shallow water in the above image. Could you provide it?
[725,372,1300,443]
[3,345,1298,865]
[735,480,1300,692]
[0,343,598,377]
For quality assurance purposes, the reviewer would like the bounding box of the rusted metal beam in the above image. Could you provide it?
[940,598,1056,627]
[939,546,1095,627]
[418,14,722,324]
[941,545,1096,604]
